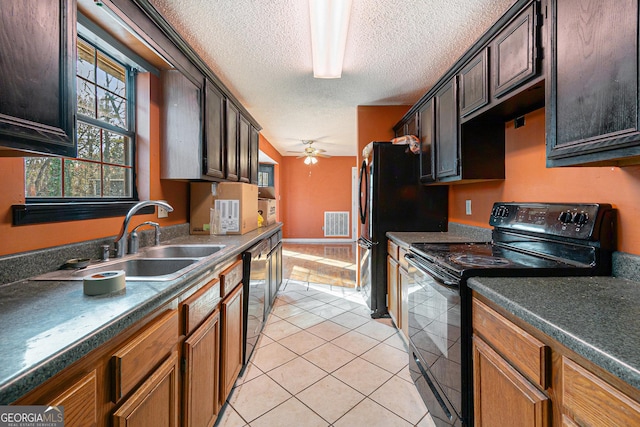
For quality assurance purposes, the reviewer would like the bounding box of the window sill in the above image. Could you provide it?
[12,202,154,226]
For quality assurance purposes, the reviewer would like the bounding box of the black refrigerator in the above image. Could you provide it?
[357,142,448,318]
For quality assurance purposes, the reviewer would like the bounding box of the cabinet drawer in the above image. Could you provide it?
[220,259,243,298]
[112,351,179,427]
[387,240,399,260]
[49,370,97,427]
[472,299,548,388]
[182,278,221,335]
[112,310,179,401]
[562,357,640,426]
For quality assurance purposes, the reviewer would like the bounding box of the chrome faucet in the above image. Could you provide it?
[129,221,160,254]
[113,200,174,258]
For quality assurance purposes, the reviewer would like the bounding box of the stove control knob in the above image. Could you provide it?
[558,211,574,224]
[573,212,589,225]
[495,206,509,217]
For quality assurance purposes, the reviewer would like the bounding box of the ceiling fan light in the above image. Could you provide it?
[309,0,352,79]
[304,156,312,165]
[311,156,318,164]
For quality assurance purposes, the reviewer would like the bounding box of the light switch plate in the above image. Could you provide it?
[465,200,472,215]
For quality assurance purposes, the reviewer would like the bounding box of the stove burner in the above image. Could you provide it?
[449,254,512,267]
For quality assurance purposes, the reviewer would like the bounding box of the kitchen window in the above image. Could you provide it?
[25,37,135,200]
[13,19,157,226]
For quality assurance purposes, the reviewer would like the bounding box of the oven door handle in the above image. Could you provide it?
[405,253,459,289]
[358,237,376,250]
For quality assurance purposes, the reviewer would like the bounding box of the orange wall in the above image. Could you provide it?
[280,156,356,239]
[450,108,640,254]
[357,105,411,163]
[0,74,189,257]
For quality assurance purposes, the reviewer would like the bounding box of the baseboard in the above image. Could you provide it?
[283,238,356,244]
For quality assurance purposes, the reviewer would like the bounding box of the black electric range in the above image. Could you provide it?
[404,202,616,426]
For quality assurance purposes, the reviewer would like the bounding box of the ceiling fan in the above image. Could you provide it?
[287,140,331,164]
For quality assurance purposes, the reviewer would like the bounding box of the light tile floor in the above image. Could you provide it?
[216,244,436,427]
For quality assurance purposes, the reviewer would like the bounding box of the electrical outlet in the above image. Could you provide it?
[465,200,472,215]
[158,203,169,218]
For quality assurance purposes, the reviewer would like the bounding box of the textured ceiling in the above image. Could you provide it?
[149,0,516,157]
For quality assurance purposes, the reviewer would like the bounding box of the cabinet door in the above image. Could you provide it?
[161,70,203,179]
[113,351,179,427]
[491,2,539,99]
[418,99,436,183]
[435,77,460,180]
[0,0,76,156]
[183,309,221,427]
[220,285,243,405]
[562,356,640,427]
[226,101,239,181]
[547,0,640,166]
[48,370,98,427]
[238,115,251,183]
[250,126,259,185]
[473,336,550,427]
[387,255,399,328]
[205,80,225,178]
[459,48,489,117]
[406,112,418,137]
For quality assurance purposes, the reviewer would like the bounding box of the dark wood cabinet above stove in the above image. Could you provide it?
[546,0,640,167]
[394,0,541,185]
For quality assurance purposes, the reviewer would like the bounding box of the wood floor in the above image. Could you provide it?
[282,243,357,288]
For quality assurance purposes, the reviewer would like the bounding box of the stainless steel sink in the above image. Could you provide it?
[141,244,225,258]
[32,257,199,282]
[103,258,198,277]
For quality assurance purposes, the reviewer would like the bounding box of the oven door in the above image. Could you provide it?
[406,254,463,426]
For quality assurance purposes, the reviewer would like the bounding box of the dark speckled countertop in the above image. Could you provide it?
[469,276,640,390]
[0,224,281,404]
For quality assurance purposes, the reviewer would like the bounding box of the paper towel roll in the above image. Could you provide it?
[83,270,126,296]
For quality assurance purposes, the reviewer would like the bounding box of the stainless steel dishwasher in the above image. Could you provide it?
[241,238,270,366]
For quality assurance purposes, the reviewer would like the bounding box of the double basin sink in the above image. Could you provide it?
[34,244,226,282]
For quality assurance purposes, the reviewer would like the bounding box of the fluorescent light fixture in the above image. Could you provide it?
[304,156,318,165]
[309,0,352,78]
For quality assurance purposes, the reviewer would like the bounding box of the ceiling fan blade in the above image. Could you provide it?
[317,153,331,158]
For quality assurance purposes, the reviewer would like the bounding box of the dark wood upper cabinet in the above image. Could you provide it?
[547,0,640,167]
[459,48,489,118]
[225,101,239,181]
[491,1,539,99]
[419,99,436,183]
[238,115,250,183]
[204,80,225,178]
[249,126,259,185]
[160,70,203,180]
[435,77,460,180]
[0,0,76,157]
